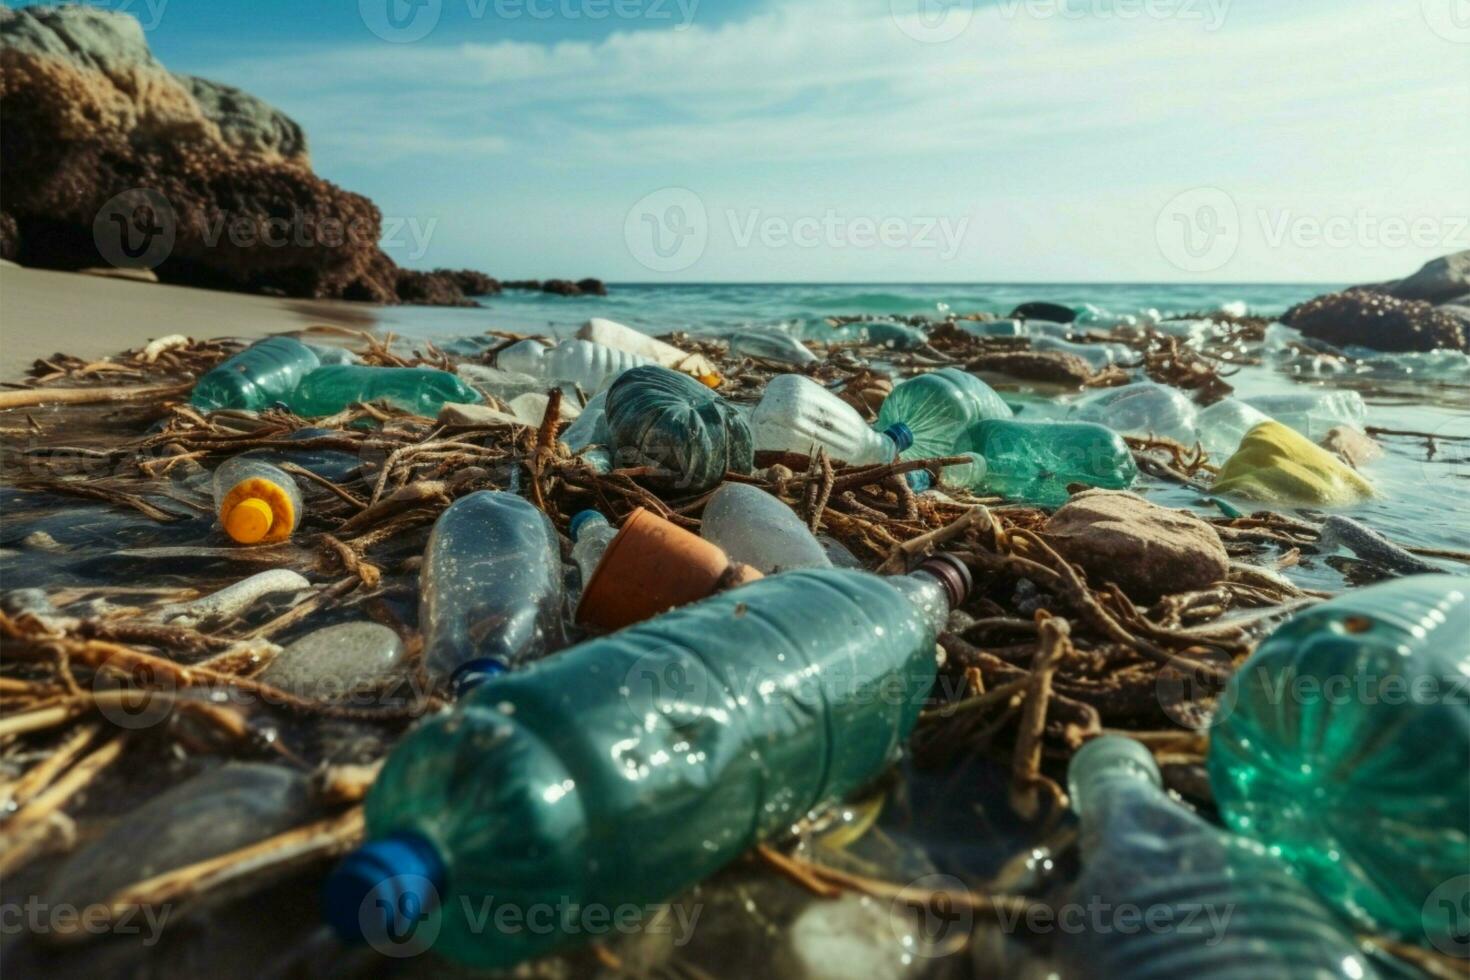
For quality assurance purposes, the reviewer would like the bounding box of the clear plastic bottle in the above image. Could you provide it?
[1194,397,1272,460]
[876,368,1012,460]
[212,456,304,545]
[1242,390,1367,442]
[728,329,818,366]
[1067,381,1199,446]
[1029,335,1131,371]
[699,482,831,574]
[497,338,654,393]
[419,491,565,689]
[1061,736,1378,980]
[325,558,970,968]
[605,366,754,494]
[191,336,320,412]
[559,390,609,454]
[1208,575,1470,949]
[752,374,910,465]
[807,319,927,350]
[287,365,481,418]
[956,419,1136,508]
[569,509,619,588]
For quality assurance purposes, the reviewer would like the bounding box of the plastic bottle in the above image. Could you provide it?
[807,319,927,350]
[1208,575,1470,949]
[559,390,609,454]
[1061,736,1378,980]
[191,336,320,412]
[918,452,988,494]
[212,457,304,545]
[419,491,564,689]
[569,509,619,588]
[287,365,481,418]
[1243,390,1367,442]
[752,374,910,465]
[497,338,655,393]
[578,317,721,386]
[1029,335,1131,371]
[876,368,1012,460]
[728,329,818,366]
[1194,397,1272,460]
[1067,381,1199,446]
[605,366,754,494]
[325,558,971,968]
[956,419,1136,508]
[699,482,831,574]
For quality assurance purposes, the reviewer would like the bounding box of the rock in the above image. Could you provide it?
[1043,490,1230,602]
[967,349,1097,386]
[0,6,476,306]
[501,279,542,290]
[256,621,406,699]
[1212,421,1375,506]
[1317,515,1442,576]
[436,268,499,296]
[1383,250,1470,305]
[508,391,581,426]
[1282,289,1467,353]
[78,265,157,283]
[541,278,582,296]
[437,401,526,427]
[1320,425,1382,469]
[44,764,312,922]
[393,268,474,306]
[576,277,608,296]
[1009,301,1077,324]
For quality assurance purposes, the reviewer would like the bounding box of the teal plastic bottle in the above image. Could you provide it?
[191,336,320,411]
[325,558,970,967]
[1062,736,1378,979]
[875,368,1012,460]
[956,419,1136,507]
[287,365,481,418]
[605,366,753,494]
[1208,575,1470,951]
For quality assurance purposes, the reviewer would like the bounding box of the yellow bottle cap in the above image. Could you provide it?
[698,372,722,389]
[224,497,276,544]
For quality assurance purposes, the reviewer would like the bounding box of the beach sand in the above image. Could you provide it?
[0,265,381,381]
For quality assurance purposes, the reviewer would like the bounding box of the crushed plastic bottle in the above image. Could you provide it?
[191,336,320,412]
[497,337,655,393]
[605,366,754,493]
[419,490,564,689]
[1211,420,1374,506]
[956,419,1136,508]
[325,558,971,968]
[1067,381,1200,446]
[875,368,1012,460]
[569,509,619,589]
[808,319,927,350]
[212,456,303,545]
[560,390,609,453]
[728,329,818,366]
[1061,736,1379,980]
[287,365,481,418]
[1194,397,1272,460]
[699,482,831,574]
[1243,390,1368,442]
[752,374,910,465]
[1208,575,1470,948]
[1029,335,1132,371]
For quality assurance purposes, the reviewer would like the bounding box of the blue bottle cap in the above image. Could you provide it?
[449,657,509,696]
[324,832,447,946]
[569,509,606,542]
[883,422,914,453]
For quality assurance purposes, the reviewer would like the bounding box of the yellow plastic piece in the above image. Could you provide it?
[219,477,296,544]
[1212,420,1375,506]
[698,372,722,389]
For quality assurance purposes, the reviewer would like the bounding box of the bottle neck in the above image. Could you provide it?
[1067,736,1165,823]
[890,555,971,638]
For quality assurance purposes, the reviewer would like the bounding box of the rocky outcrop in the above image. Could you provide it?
[1377,250,1470,305]
[502,277,608,297]
[178,75,309,163]
[1282,289,1467,353]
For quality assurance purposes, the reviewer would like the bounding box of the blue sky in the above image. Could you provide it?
[18,0,1469,282]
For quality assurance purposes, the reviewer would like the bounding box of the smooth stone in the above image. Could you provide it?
[256,621,406,699]
[508,391,582,426]
[43,764,312,924]
[437,401,526,427]
[1212,421,1375,506]
[1009,300,1078,324]
[1385,250,1470,305]
[1044,489,1230,603]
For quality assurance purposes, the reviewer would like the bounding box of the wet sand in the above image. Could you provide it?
[0,265,381,380]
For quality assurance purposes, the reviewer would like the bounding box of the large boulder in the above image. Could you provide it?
[1042,490,1230,603]
[0,5,471,305]
[1382,250,1470,305]
[1281,288,1467,353]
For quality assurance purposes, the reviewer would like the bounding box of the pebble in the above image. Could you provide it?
[256,621,406,700]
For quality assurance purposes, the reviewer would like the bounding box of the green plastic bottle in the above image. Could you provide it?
[875,368,1012,460]
[605,366,753,494]
[325,559,970,967]
[1208,575,1470,950]
[286,365,481,418]
[191,336,320,411]
[1062,737,1377,979]
[956,419,1136,507]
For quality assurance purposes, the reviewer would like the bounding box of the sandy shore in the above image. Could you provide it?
[0,265,383,381]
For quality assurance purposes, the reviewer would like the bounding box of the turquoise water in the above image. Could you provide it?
[368,282,1469,580]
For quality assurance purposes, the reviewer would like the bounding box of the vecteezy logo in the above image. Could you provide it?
[1155,187,1240,274]
[1422,0,1470,42]
[1424,874,1470,958]
[92,188,176,270]
[621,648,714,726]
[360,874,441,957]
[624,188,708,273]
[92,652,178,731]
[360,0,443,43]
[1156,649,1238,730]
[889,874,973,958]
[890,0,974,43]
